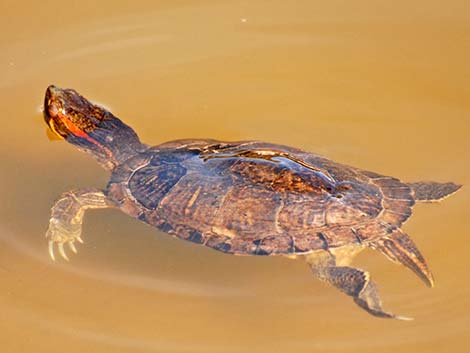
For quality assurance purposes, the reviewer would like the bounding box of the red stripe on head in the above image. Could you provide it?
[57,111,114,158]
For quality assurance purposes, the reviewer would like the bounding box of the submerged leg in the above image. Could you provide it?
[46,188,111,261]
[306,249,410,320]
[370,228,434,287]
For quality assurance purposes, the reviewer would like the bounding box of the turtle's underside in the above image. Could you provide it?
[43,85,461,319]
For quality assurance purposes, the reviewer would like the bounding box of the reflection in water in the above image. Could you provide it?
[0,225,247,298]
[51,35,172,63]
[0,0,469,352]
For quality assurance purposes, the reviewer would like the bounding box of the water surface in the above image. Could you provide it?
[0,1,469,352]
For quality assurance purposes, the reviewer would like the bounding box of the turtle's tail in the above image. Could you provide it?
[370,229,434,288]
[408,181,461,202]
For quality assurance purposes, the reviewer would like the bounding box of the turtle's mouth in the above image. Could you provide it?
[45,116,66,140]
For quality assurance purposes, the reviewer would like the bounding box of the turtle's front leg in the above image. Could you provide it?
[46,188,111,261]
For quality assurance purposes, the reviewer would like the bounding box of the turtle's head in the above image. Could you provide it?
[44,85,144,170]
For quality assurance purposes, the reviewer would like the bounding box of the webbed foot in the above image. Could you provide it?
[46,216,83,261]
[46,188,110,261]
[307,250,411,320]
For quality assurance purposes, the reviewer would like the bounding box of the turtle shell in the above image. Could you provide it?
[106,140,414,255]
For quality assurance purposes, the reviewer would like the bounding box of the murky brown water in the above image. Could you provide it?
[1,1,469,352]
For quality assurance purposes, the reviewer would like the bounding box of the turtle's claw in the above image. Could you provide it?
[47,238,79,261]
[69,242,77,254]
[395,315,414,321]
[58,243,69,261]
[45,217,82,262]
[48,240,56,262]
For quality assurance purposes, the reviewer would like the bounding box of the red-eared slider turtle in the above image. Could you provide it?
[43,85,461,319]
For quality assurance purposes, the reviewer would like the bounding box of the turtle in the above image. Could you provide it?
[43,85,461,319]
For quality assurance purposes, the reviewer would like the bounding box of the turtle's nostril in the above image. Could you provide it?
[46,84,59,96]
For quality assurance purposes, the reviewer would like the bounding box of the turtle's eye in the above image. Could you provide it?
[44,85,63,119]
[44,97,67,138]
[47,99,61,117]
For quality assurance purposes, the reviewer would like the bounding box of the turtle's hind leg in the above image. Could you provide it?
[305,249,410,320]
[408,181,461,202]
[370,228,434,287]
[46,188,111,261]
